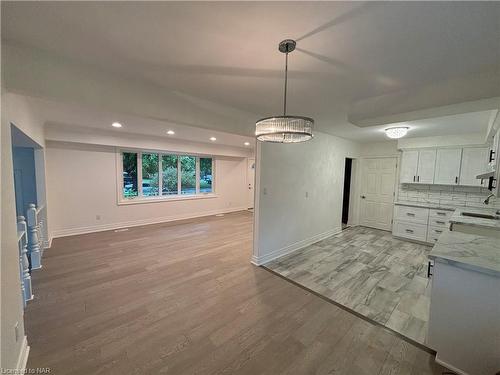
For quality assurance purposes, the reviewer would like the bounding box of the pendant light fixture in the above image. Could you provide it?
[255,39,314,143]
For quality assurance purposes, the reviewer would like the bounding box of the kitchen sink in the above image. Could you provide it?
[461,212,500,220]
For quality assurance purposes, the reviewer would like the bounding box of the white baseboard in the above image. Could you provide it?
[251,226,342,266]
[15,335,30,372]
[434,354,469,375]
[50,207,248,239]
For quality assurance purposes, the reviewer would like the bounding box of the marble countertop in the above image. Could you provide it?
[429,230,500,277]
[394,201,456,211]
[449,207,500,230]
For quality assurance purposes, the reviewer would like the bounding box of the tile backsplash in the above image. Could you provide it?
[397,184,500,209]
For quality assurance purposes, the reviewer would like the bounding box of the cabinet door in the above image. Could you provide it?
[460,147,489,186]
[434,148,461,185]
[416,149,436,184]
[400,150,419,183]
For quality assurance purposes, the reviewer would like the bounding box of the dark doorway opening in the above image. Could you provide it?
[342,158,353,228]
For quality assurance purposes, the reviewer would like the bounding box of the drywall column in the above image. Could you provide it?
[252,132,360,265]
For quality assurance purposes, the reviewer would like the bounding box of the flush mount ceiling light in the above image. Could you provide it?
[255,39,314,143]
[167,130,175,135]
[112,122,122,128]
[210,137,217,141]
[385,126,409,139]
[244,142,250,146]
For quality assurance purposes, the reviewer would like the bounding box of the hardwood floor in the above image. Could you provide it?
[26,212,448,374]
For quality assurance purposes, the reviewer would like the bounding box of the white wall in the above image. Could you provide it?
[252,132,360,265]
[0,93,44,370]
[46,141,250,237]
[359,140,398,157]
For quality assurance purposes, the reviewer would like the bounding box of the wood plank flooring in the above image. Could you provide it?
[266,226,433,345]
[25,212,448,374]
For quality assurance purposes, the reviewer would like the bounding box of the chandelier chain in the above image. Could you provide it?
[283,51,288,116]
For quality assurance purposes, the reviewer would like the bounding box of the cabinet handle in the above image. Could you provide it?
[413,175,416,182]
[436,212,446,216]
[455,176,458,184]
[417,176,420,182]
[436,221,445,224]
[406,213,415,216]
[427,261,433,278]
[489,149,495,163]
[405,229,414,233]
[435,229,443,233]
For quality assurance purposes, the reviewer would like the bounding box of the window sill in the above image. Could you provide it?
[118,193,218,206]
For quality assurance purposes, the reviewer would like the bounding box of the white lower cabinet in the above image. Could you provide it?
[393,221,428,242]
[394,205,429,224]
[393,205,453,244]
[426,226,446,243]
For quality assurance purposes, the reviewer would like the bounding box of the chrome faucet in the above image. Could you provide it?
[483,193,495,205]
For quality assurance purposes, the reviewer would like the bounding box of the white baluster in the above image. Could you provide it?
[38,218,45,254]
[27,204,42,270]
[17,216,33,304]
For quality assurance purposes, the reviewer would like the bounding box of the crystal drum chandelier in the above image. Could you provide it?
[255,39,314,143]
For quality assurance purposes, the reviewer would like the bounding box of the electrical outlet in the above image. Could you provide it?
[263,187,267,195]
[305,191,309,198]
[96,215,101,220]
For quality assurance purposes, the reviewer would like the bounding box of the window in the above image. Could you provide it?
[142,153,159,196]
[119,150,215,202]
[200,157,212,193]
[122,152,138,198]
[162,155,178,195]
[180,156,196,195]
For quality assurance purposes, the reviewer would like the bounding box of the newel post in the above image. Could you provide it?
[17,216,33,304]
[27,203,42,270]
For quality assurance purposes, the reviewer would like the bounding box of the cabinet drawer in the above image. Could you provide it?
[393,221,428,242]
[428,217,450,228]
[429,209,453,220]
[427,226,447,243]
[394,205,429,224]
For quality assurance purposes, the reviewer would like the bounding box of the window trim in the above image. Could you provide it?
[116,148,216,205]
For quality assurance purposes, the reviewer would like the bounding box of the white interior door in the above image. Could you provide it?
[359,157,397,231]
[247,158,255,209]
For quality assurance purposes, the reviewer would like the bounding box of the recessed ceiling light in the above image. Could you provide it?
[210,137,217,141]
[385,126,409,139]
[167,130,175,135]
[112,122,122,128]
[244,142,250,146]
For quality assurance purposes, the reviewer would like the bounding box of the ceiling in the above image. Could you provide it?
[2,1,500,141]
[10,94,255,149]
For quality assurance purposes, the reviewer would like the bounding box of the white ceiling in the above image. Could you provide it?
[2,1,500,141]
[12,94,255,149]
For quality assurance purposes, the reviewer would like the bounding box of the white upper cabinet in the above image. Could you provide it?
[434,148,462,185]
[460,147,489,186]
[416,149,436,184]
[400,146,491,186]
[400,150,419,183]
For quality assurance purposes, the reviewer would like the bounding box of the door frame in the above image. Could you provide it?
[246,157,255,209]
[354,155,399,230]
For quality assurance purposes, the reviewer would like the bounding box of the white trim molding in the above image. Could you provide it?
[434,355,470,375]
[50,207,248,238]
[251,226,342,266]
[15,336,30,373]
